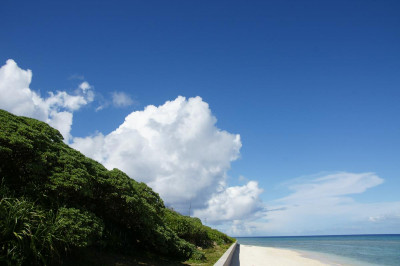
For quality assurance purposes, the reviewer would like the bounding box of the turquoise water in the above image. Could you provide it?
[236,235,400,266]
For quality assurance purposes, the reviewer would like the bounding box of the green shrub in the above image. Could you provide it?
[206,227,235,245]
[163,208,235,250]
[190,249,206,261]
[164,209,213,248]
[0,109,232,263]
[55,207,104,248]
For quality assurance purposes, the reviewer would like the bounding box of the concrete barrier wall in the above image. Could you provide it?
[214,242,237,266]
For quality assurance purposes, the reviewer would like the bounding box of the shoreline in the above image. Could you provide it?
[230,244,343,266]
[234,235,400,266]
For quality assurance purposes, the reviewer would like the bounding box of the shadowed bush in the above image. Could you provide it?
[0,193,103,265]
[164,209,235,249]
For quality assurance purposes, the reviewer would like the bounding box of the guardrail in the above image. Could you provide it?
[214,242,237,266]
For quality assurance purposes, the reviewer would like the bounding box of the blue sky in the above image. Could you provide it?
[1,0,399,235]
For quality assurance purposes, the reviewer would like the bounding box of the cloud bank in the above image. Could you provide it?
[227,172,400,236]
[0,59,93,142]
[72,96,263,216]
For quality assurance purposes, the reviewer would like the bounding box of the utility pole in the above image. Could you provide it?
[188,201,191,217]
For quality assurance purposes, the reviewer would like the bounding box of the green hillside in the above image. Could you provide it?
[0,109,234,265]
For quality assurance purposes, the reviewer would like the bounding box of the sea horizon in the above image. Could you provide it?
[235,233,400,238]
[236,234,400,265]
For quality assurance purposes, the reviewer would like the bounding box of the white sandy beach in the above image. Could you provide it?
[230,244,330,266]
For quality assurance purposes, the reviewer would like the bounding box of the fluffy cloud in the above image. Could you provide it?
[193,181,265,224]
[229,172,400,236]
[72,96,249,212]
[79,81,91,91]
[0,59,93,142]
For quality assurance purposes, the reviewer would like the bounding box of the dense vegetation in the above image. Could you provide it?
[0,109,234,265]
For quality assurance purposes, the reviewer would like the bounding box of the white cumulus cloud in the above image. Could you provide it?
[72,96,251,213]
[0,59,94,142]
[193,181,265,224]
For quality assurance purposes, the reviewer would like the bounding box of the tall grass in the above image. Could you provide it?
[0,192,103,265]
[0,196,58,265]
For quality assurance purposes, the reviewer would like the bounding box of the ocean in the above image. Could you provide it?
[236,234,400,266]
